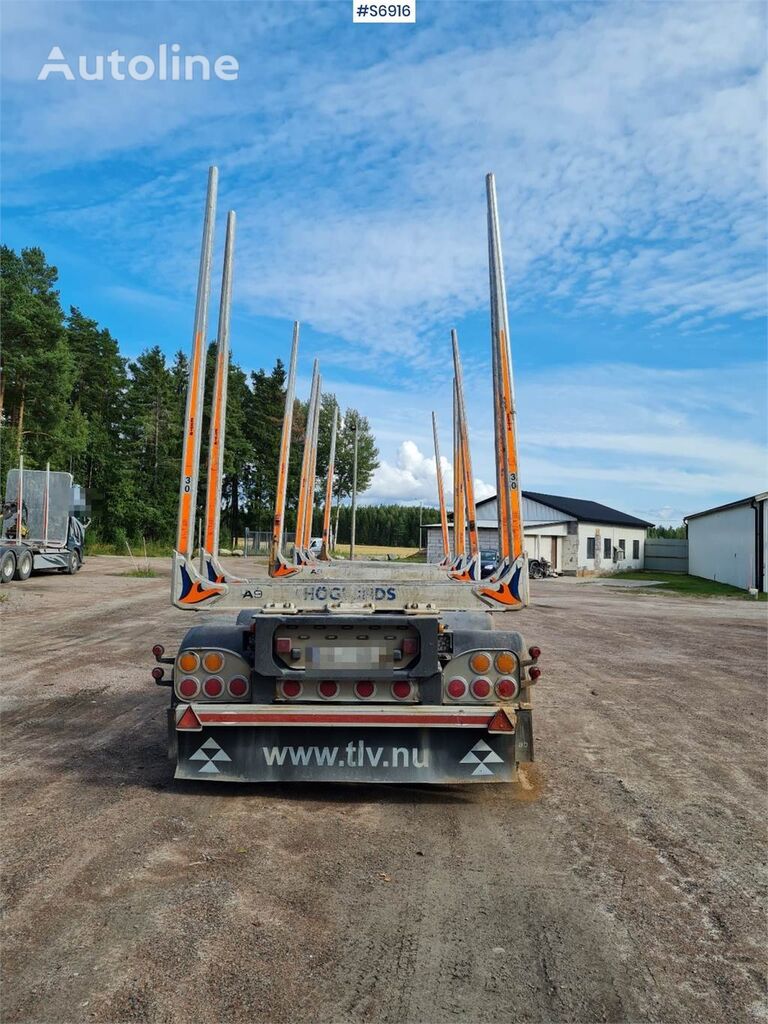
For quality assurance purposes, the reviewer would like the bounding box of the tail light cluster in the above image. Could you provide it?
[174,649,250,702]
[443,647,538,704]
[278,678,417,703]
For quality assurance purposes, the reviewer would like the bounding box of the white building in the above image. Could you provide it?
[685,493,767,592]
[424,491,652,575]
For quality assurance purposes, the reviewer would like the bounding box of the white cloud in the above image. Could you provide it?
[346,360,766,521]
[3,2,765,362]
[367,439,494,505]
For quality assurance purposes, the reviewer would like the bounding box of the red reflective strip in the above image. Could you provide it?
[196,711,493,727]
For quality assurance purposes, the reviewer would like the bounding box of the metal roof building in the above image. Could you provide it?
[424,491,653,575]
[685,493,767,593]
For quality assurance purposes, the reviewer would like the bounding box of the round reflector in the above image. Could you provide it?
[469,652,492,674]
[282,680,301,698]
[471,677,492,699]
[203,651,225,673]
[496,678,518,699]
[229,677,248,697]
[178,651,198,673]
[152,644,165,659]
[151,666,164,680]
[447,678,467,699]
[203,676,223,698]
[495,651,516,674]
[318,680,338,699]
[355,681,375,699]
[178,677,198,699]
[392,681,412,700]
[528,646,542,660]
[529,666,542,681]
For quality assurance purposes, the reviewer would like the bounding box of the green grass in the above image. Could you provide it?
[0,592,8,604]
[611,570,766,600]
[119,568,159,578]
[86,538,174,557]
[390,550,428,563]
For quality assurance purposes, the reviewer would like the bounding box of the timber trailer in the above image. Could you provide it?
[1,461,88,584]
[152,167,543,784]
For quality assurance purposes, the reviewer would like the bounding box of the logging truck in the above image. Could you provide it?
[1,463,88,584]
[151,168,542,784]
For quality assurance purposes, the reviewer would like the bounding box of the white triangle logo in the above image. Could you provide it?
[190,737,231,774]
[460,739,504,776]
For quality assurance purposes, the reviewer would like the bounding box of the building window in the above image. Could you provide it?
[633,539,640,559]
[586,537,596,559]
[604,537,612,559]
[618,538,626,555]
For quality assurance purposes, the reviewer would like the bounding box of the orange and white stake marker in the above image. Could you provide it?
[293,361,320,563]
[270,323,300,575]
[320,405,339,560]
[452,380,466,563]
[452,329,479,559]
[302,371,322,554]
[176,166,218,560]
[478,172,528,607]
[487,171,523,563]
[431,411,450,563]
[203,210,236,566]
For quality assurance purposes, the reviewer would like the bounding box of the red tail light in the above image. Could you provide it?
[528,646,541,660]
[179,678,198,699]
[447,678,467,699]
[392,681,412,700]
[355,681,375,699]
[229,677,248,697]
[496,678,518,699]
[471,678,491,699]
[203,677,223,698]
[402,638,419,656]
[318,681,338,699]
[282,680,301,698]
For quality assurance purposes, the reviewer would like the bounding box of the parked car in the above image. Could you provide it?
[480,549,499,578]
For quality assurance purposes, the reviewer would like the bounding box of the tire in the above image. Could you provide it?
[14,550,33,581]
[65,550,79,575]
[0,551,15,584]
[529,561,544,580]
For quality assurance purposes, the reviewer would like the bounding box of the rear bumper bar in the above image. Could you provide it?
[173,703,532,784]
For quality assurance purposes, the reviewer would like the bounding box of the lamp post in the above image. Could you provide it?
[350,421,359,561]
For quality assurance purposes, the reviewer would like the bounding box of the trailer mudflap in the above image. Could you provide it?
[174,705,519,783]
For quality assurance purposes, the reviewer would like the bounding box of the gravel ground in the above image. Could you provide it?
[1,555,766,1024]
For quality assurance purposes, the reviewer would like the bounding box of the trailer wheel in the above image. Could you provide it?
[65,550,79,575]
[0,551,15,584]
[14,550,33,581]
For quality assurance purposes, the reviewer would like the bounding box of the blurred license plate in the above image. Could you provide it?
[306,645,388,668]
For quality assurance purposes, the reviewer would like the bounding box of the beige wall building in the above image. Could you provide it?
[425,491,652,575]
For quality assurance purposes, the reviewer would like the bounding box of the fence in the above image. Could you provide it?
[645,538,688,573]
[243,529,295,556]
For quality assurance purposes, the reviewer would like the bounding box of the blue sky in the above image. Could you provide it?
[2,0,766,523]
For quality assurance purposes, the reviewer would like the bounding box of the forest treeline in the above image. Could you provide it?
[0,245,430,549]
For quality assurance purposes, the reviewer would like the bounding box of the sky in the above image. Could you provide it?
[2,0,766,524]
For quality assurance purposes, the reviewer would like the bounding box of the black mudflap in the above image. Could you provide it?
[175,726,519,783]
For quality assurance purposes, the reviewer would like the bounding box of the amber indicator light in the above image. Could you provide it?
[469,652,492,674]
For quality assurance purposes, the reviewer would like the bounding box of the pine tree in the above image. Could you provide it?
[0,247,86,478]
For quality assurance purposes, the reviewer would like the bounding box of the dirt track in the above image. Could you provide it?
[1,556,766,1024]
